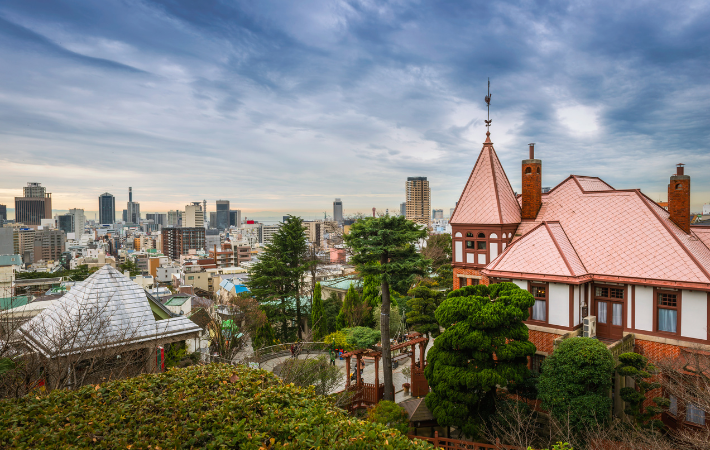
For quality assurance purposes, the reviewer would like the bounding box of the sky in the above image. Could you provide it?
[1,0,709,220]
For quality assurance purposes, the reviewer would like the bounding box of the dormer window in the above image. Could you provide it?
[466,232,473,237]
[477,233,485,238]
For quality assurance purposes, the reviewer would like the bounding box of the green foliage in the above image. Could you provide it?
[0,364,431,449]
[252,321,277,350]
[538,337,615,431]
[310,282,326,340]
[246,215,314,341]
[424,282,536,438]
[14,264,97,282]
[118,259,141,277]
[529,443,573,450]
[322,330,353,351]
[322,292,342,334]
[277,355,343,396]
[406,285,445,341]
[421,233,453,291]
[366,400,410,435]
[164,341,188,368]
[346,327,381,350]
[361,271,381,328]
[374,304,403,336]
[616,352,666,429]
[337,283,369,329]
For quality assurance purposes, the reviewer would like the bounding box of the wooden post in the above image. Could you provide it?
[374,354,380,393]
[356,354,362,389]
[419,342,425,367]
[410,342,416,367]
[345,355,351,388]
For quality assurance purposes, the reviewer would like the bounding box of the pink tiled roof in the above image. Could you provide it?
[486,176,710,287]
[693,227,710,250]
[450,136,521,225]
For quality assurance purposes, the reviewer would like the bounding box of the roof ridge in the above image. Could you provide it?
[487,222,547,270]
[635,190,710,282]
[450,144,487,222]
[545,222,588,276]
[489,147,504,224]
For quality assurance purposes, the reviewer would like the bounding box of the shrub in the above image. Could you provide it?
[322,330,353,351]
[367,400,410,435]
[0,364,431,449]
[346,326,381,349]
[538,337,614,431]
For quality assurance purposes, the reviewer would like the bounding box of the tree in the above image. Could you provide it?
[344,215,428,401]
[367,400,410,435]
[406,285,445,346]
[252,321,277,350]
[275,355,343,396]
[310,282,326,340]
[337,283,368,329]
[617,352,667,430]
[246,215,312,341]
[538,337,615,432]
[346,326,381,350]
[118,259,140,277]
[424,282,536,438]
[361,271,380,328]
[322,292,342,334]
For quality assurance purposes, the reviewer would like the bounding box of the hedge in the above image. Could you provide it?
[0,364,431,449]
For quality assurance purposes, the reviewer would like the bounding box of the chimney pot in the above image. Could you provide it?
[676,163,685,176]
[529,143,535,159]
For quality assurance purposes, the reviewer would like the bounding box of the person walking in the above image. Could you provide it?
[330,350,336,366]
[290,344,295,358]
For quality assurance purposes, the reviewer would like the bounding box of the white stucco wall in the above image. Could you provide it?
[490,242,498,260]
[681,290,707,340]
[627,285,633,329]
[549,283,569,328]
[573,285,580,327]
[512,279,527,290]
[635,285,654,331]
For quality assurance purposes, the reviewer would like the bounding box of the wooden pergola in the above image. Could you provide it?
[340,335,429,409]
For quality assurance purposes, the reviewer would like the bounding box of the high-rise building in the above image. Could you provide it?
[15,182,52,226]
[98,192,115,225]
[215,200,230,230]
[432,209,444,219]
[14,228,35,264]
[229,210,241,228]
[33,229,65,263]
[449,207,455,218]
[262,224,282,245]
[184,203,204,228]
[68,208,85,236]
[400,202,406,217]
[161,227,206,260]
[405,177,431,227]
[145,213,166,227]
[0,204,6,222]
[0,227,13,254]
[333,198,343,224]
[167,210,182,227]
[58,214,73,236]
[126,187,140,225]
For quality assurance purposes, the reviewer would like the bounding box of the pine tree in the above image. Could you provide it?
[336,284,365,328]
[361,272,380,328]
[310,282,326,340]
[252,321,277,349]
[406,285,444,346]
[343,215,428,401]
[425,282,536,438]
[617,352,668,429]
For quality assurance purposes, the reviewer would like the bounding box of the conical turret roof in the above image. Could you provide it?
[450,133,521,225]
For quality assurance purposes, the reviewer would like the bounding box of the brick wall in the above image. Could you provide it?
[529,329,557,354]
[453,267,490,289]
[635,339,683,410]
[522,160,542,220]
[668,174,690,233]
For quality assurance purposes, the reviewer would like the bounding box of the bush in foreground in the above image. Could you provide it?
[0,364,430,449]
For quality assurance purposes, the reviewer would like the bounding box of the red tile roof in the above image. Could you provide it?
[485,176,710,288]
[450,134,521,225]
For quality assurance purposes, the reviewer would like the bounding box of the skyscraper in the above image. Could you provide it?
[98,192,115,225]
[126,187,140,225]
[333,198,343,224]
[184,202,204,228]
[400,202,406,217]
[229,210,241,227]
[215,200,230,230]
[167,210,182,227]
[68,208,86,236]
[162,227,206,260]
[405,177,431,227]
[15,182,52,226]
[432,209,443,219]
[0,204,6,222]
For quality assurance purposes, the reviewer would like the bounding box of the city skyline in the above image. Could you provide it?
[0,1,709,213]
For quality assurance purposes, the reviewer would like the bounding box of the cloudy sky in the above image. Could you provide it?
[1,0,709,219]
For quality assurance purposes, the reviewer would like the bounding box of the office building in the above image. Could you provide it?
[98,192,116,225]
[0,228,13,255]
[126,187,140,225]
[262,224,282,245]
[215,200,230,230]
[161,227,206,260]
[229,210,241,228]
[432,209,444,219]
[0,204,6,222]
[146,213,167,227]
[405,177,431,227]
[333,198,343,224]
[58,214,73,236]
[167,210,182,227]
[14,228,35,264]
[33,229,66,263]
[450,207,455,218]
[184,202,204,228]
[68,208,85,236]
[15,182,52,226]
[400,202,406,217]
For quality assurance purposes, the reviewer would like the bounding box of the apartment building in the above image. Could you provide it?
[406,177,431,227]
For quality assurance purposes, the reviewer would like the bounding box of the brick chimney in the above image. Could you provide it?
[668,163,690,233]
[522,143,542,220]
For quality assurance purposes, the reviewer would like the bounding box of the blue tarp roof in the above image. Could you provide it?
[219,278,250,294]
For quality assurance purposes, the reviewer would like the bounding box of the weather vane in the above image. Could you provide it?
[484,78,492,131]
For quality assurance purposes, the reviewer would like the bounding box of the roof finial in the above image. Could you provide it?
[484,78,492,135]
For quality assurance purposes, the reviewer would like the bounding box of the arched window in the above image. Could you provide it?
[490,233,498,239]
[466,232,473,237]
[477,233,485,238]
[525,167,532,175]
[675,183,683,190]
[537,167,541,174]
[455,232,462,237]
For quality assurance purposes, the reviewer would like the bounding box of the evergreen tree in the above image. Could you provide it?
[336,284,366,329]
[406,285,444,346]
[246,215,312,342]
[322,292,342,334]
[252,321,277,349]
[361,272,380,328]
[310,282,326,340]
[617,352,668,429]
[424,283,536,438]
[344,215,428,401]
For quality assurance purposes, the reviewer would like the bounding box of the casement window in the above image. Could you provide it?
[531,284,547,322]
[669,395,677,416]
[530,354,546,374]
[686,402,705,425]
[657,291,678,333]
[458,277,467,288]
[595,286,624,326]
